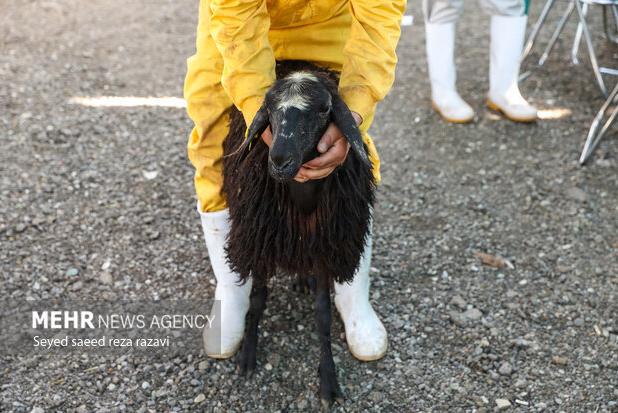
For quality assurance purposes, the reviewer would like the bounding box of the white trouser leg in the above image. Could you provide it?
[334,234,388,361]
[423,0,464,25]
[487,15,538,122]
[199,207,251,359]
[478,0,526,16]
[425,22,475,123]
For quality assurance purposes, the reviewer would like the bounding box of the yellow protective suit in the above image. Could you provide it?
[185,0,406,212]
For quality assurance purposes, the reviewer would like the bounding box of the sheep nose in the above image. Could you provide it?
[270,152,293,169]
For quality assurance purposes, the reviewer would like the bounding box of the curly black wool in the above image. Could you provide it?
[222,61,375,286]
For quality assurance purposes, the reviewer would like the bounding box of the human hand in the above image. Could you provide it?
[261,126,273,147]
[294,112,362,183]
[260,112,362,183]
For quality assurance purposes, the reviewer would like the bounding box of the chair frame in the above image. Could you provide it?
[520,0,618,164]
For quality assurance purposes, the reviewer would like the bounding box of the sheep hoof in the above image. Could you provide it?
[292,275,316,295]
[237,360,255,378]
[318,365,344,409]
[320,394,344,411]
[237,342,257,377]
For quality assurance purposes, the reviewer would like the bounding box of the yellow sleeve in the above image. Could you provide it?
[339,0,406,123]
[208,0,276,125]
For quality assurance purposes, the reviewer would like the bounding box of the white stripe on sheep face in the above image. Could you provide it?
[276,72,320,111]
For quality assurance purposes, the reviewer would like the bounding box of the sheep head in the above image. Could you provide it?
[242,71,370,182]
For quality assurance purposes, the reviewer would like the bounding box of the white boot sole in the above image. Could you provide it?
[205,346,241,360]
[348,338,388,362]
[486,98,537,123]
[432,100,474,124]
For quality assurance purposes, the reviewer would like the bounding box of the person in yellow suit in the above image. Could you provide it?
[184,0,405,361]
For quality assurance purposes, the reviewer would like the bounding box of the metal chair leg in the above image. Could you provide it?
[522,0,557,60]
[539,0,575,66]
[604,5,618,44]
[579,82,618,165]
[574,0,608,95]
[571,2,588,64]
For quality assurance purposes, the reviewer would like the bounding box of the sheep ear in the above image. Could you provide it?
[239,104,269,160]
[331,95,370,167]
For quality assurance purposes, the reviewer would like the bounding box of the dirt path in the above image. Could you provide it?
[1,1,617,411]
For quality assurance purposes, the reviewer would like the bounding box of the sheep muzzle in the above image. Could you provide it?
[267,105,329,182]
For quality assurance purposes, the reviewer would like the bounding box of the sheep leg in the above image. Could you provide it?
[315,277,343,408]
[238,284,267,377]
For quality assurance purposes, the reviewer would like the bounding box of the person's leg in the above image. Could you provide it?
[185,0,251,358]
[333,222,388,361]
[423,0,474,123]
[270,16,387,360]
[480,0,537,121]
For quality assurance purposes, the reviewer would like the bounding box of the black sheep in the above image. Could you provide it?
[222,60,376,407]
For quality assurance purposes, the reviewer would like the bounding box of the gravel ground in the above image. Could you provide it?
[1,1,617,412]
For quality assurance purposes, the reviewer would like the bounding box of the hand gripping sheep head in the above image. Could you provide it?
[241,71,371,181]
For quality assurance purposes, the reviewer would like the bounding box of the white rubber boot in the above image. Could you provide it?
[487,15,538,122]
[334,235,388,361]
[199,208,251,359]
[425,22,475,123]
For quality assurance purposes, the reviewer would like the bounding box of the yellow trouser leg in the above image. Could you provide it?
[184,0,231,213]
[187,115,230,213]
